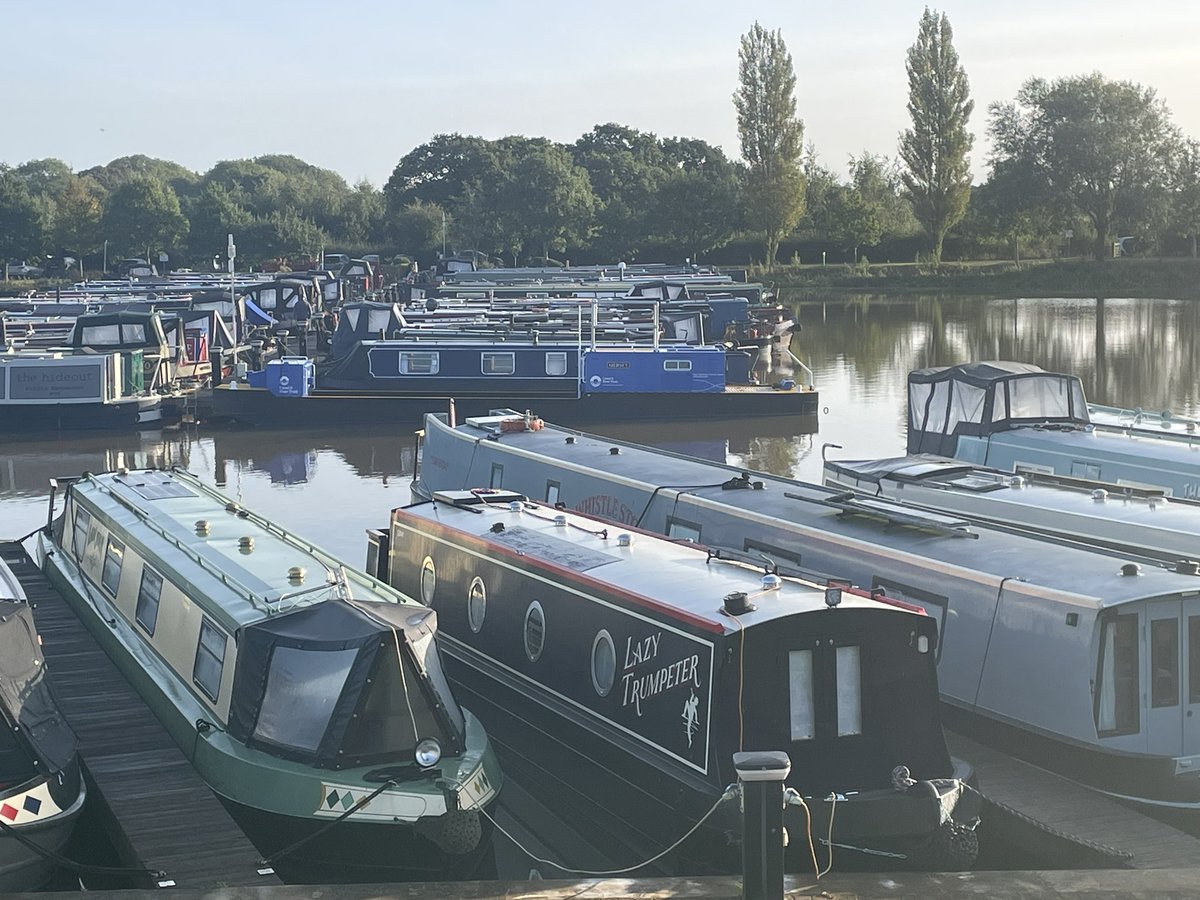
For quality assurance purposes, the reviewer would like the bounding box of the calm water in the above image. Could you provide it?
[6,293,1199,883]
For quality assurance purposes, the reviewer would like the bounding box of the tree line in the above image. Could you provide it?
[2,7,1197,273]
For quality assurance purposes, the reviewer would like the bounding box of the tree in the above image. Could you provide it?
[387,200,449,261]
[495,138,595,263]
[899,8,974,264]
[989,73,1179,260]
[102,176,189,259]
[185,183,253,262]
[53,176,105,256]
[652,138,741,257]
[0,167,46,268]
[571,124,665,258]
[1169,139,1200,258]
[734,23,805,267]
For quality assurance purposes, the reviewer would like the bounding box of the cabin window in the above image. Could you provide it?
[1097,613,1139,736]
[545,352,568,376]
[467,577,487,633]
[121,324,146,343]
[399,352,439,375]
[135,566,163,636]
[666,517,702,543]
[367,309,392,334]
[72,506,92,560]
[259,289,277,310]
[419,556,436,606]
[253,647,357,753]
[101,537,125,596]
[1070,461,1102,480]
[481,352,515,376]
[836,645,863,736]
[1151,617,1180,708]
[193,618,227,702]
[1190,617,1200,705]
[788,649,815,740]
[871,578,948,663]
[545,480,561,505]
[81,324,120,345]
[490,464,504,489]
[591,630,616,697]
[663,359,693,372]
[344,308,361,330]
[744,538,801,568]
[524,601,546,662]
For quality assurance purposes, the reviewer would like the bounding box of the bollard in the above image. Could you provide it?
[733,750,791,900]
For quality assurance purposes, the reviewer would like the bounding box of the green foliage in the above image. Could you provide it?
[495,137,596,262]
[989,73,1179,260]
[185,183,254,261]
[0,167,46,263]
[53,176,105,255]
[102,176,189,258]
[899,8,974,264]
[734,22,806,266]
[80,155,199,199]
[387,199,448,259]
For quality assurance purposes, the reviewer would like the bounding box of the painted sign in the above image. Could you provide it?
[575,494,637,525]
[9,362,103,400]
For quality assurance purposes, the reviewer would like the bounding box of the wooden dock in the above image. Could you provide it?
[946,730,1200,869]
[0,541,277,890]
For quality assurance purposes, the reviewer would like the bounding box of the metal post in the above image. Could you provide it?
[733,751,791,900]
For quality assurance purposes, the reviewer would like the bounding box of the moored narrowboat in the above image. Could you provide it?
[36,468,501,883]
[369,489,979,872]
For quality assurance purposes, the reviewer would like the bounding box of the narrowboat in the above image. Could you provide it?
[411,410,1200,812]
[0,351,163,430]
[907,361,1200,499]
[36,468,501,883]
[0,559,86,891]
[369,488,979,871]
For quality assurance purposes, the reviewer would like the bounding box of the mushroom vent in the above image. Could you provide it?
[723,591,755,616]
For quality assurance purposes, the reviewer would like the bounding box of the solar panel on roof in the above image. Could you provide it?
[489,525,617,572]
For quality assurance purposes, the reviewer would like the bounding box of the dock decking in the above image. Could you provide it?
[0,540,277,889]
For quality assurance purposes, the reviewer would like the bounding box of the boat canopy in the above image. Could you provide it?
[907,361,1090,456]
[331,302,408,359]
[0,601,78,773]
[68,309,169,355]
[228,598,464,770]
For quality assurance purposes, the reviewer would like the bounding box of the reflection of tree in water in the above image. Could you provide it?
[727,433,811,479]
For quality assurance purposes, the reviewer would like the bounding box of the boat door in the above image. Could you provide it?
[1145,598,1200,758]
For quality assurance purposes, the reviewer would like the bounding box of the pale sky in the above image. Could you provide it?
[4,1,1197,186]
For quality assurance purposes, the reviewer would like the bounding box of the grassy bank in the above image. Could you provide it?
[752,257,1200,301]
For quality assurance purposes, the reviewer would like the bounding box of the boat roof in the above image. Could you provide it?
[433,414,1200,610]
[399,490,905,635]
[71,468,418,634]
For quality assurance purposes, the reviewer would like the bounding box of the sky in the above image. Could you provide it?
[4,1,1199,187]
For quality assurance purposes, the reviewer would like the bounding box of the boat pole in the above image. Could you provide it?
[733,750,791,900]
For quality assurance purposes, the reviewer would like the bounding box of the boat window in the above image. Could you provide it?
[467,577,487,633]
[836,645,863,736]
[1070,461,1102,480]
[1151,617,1180,708]
[135,566,163,636]
[72,506,92,560]
[367,309,392,334]
[253,646,357,753]
[259,288,277,310]
[945,382,986,431]
[524,601,546,662]
[871,578,948,663]
[482,352,515,375]
[744,538,801,568]
[545,352,568,376]
[1191,617,1200,705]
[1096,613,1139,735]
[1008,375,1074,419]
[344,308,361,330]
[545,480,561,505]
[101,537,125,596]
[664,359,693,372]
[193,618,227,702]
[788,650,815,740]
[81,324,120,345]
[120,324,146,343]
[399,352,439,375]
[666,517,701,543]
[591,629,616,696]
[419,556,436,606]
[490,464,503,489]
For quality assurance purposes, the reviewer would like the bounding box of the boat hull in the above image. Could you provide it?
[209,384,818,428]
[0,780,86,892]
[0,397,162,431]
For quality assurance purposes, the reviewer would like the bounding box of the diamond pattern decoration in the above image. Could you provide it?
[325,790,341,809]
[0,804,16,821]
[23,796,41,815]
[340,791,356,810]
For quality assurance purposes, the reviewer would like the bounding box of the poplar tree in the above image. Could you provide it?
[734,22,805,267]
[899,8,974,264]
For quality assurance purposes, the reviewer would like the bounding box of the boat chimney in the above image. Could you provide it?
[723,591,755,616]
[617,533,633,547]
[554,514,567,527]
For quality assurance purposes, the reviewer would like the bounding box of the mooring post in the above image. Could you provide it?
[733,750,791,900]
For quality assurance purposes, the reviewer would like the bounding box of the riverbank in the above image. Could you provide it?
[754,257,1200,301]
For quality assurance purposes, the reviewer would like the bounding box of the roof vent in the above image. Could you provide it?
[565,436,576,445]
[762,573,782,591]
[490,522,505,534]
[194,520,211,536]
[288,566,306,584]
[609,447,620,455]
[1008,475,1025,488]
[723,591,755,616]
[554,514,567,527]
[1176,559,1200,576]
[1092,489,1108,502]
[238,536,254,554]
[508,501,522,512]
[617,533,633,547]
[1119,562,1141,577]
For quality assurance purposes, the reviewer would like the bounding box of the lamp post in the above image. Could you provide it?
[103,239,108,274]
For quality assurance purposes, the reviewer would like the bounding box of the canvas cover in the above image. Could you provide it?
[907,361,1090,456]
[68,310,170,355]
[228,598,463,769]
[0,601,77,773]
[330,302,408,360]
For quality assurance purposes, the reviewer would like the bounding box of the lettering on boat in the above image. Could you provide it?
[575,494,636,524]
[621,631,702,717]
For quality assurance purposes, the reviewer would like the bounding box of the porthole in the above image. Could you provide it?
[419,556,436,606]
[467,577,487,633]
[524,601,546,662]
[591,630,616,696]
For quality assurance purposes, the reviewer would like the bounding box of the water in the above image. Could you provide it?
[6,293,1198,884]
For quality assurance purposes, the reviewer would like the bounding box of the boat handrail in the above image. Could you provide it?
[782,347,814,389]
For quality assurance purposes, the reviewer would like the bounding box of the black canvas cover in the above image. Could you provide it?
[229,598,463,769]
[907,361,1090,456]
[330,302,407,360]
[0,601,77,773]
[68,310,169,355]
